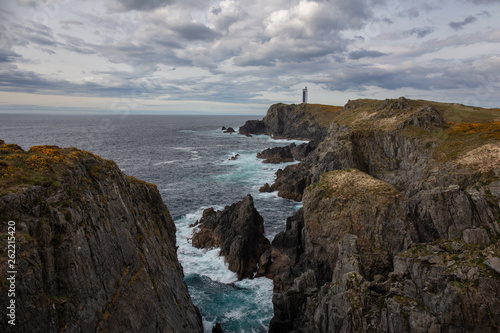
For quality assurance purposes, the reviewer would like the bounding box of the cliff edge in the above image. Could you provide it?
[0,141,203,332]
[245,98,500,332]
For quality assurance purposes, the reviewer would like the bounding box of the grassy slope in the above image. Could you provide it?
[288,98,500,169]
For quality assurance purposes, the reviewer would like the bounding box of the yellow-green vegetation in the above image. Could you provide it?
[296,103,344,127]
[288,98,500,168]
[401,238,500,282]
[307,168,402,202]
[431,121,500,166]
[328,98,499,130]
[0,140,117,196]
[127,175,156,188]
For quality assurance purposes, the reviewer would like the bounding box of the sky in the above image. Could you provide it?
[1,0,500,115]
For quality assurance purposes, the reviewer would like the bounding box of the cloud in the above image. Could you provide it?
[226,0,384,67]
[449,15,477,30]
[207,0,247,32]
[0,50,21,63]
[167,22,221,41]
[393,30,500,58]
[2,0,500,111]
[465,0,500,4]
[406,27,435,38]
[106,0,174,12]
[58,34,98,54]
[348,49,388,60]
[315,56,500,95]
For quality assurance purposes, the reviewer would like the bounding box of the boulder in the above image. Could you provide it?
[462,228,491,245]
[257,146,294,164]
[485,257,500,275]
[259,183,273,192]
[238,120,266,135]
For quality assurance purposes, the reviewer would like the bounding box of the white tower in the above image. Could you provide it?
[302,86,308,104]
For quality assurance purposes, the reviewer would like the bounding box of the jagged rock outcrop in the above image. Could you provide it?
[245,98,500,332]
[268,170,419,331]
[0,142,203,333]
[257,146,294,164]
[268,163,313,201]
[192,194,270,279]
[257,142,316,164]
[238,120,267,136]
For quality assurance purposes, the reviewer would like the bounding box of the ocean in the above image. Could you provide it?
[0,113,304,332]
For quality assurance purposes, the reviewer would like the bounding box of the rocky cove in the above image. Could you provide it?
[0,97,499,332]
[197,98,500,332]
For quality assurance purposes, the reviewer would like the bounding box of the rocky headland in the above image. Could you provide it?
[236,98,500,332]
[0,141,203,332]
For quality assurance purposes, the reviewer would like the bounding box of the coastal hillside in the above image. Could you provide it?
[0,141,203,332]
[241,98,500,332]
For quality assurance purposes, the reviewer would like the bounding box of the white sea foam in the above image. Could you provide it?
[176,207,239,285]
[153,160,183,165]
[267,137,310,145]
[172,146,195,151]
[173,128,307,332]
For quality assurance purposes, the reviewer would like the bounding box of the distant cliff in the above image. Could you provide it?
[239,103,343,142]
[0,141,203,332]
[243,98,500,332]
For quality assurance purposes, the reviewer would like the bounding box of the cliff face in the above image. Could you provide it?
[0,142,203,332]
[246,98,500,332]
[239,103,343,142]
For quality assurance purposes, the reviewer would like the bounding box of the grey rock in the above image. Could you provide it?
[192,194,270,279]
[463,228,491,245]
[0,145,203,333]
[252,99,500,333]
[485,257,500,275]
[257,145,294,164]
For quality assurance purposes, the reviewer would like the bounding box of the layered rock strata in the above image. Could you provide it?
[0,142,203,333]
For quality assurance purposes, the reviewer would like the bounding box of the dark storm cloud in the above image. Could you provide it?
[106,0,174,12]
[449,16,477,30]
[348,49,388,60]
[168,22,221,41]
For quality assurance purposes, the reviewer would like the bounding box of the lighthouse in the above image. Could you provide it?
[302,86,308,104]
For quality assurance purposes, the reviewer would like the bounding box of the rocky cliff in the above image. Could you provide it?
[0,141,203,332]
[239,103,343,142]
[244,98,500,332]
